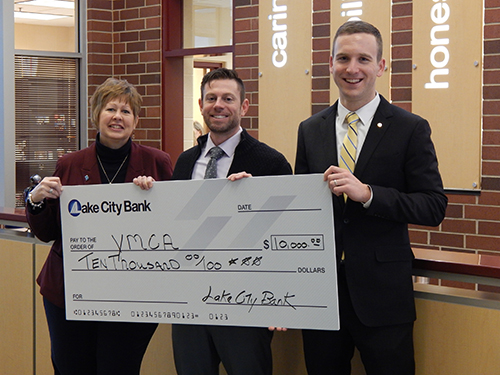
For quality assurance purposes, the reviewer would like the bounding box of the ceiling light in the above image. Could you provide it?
[14,11,68,20]
[20,0,74,9]
[341,2,363,9]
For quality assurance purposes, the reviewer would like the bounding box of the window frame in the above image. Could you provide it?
[12,0,87,206]
[162,0,234,163]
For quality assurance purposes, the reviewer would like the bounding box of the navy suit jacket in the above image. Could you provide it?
[173,128,292,180]
[295,96,447,327]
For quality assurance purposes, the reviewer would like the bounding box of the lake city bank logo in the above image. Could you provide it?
[68,199,82,217]
[67,199,152,217]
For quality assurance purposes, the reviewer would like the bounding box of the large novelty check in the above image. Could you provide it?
[60,174,339,330]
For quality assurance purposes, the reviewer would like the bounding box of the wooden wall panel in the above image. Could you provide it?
[0,239,34,374]
[413,1,482,190]
[415,298,500,374]
[35,244,52,374]
[258,0,313,166]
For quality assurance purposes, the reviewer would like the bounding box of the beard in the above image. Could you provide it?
[203,113,241,135]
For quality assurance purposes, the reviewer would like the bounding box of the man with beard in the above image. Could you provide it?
[171,68,292,375]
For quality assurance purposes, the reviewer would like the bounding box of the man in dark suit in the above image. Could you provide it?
[295,21,448,375]
[171,68,292,375]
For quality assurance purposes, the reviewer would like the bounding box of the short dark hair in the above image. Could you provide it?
[200,68,246,103]
[333,20,383,62]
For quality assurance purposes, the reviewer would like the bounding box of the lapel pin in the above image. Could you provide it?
[85,175,89,181]
[377,123,383,128]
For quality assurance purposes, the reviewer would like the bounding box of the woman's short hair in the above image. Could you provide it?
[90,78,142,126]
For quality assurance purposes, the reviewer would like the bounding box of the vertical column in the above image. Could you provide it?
[87,0,163,150]
[312,0,331,115]
[87,0,113,142]
[482,1,500,193]
[118,0,163,149]
[391,0,413,112]
[235,0,260,136]
[0,1,15,207]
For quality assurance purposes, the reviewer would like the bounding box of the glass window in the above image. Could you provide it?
[14,0,76,53]
[13,0,81,207]
[184,0,232,49]
[14,55,78,207]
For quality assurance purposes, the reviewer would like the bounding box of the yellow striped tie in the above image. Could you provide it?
[340,112,359,174]
[340,112,359,202]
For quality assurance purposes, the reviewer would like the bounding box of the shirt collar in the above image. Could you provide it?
[204,127,243,158]
[338,93,381,126]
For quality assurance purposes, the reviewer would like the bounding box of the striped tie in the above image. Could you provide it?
[340,112,359,202]
[340,112,359,174]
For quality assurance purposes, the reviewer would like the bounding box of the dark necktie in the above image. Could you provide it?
[204,146,225,179]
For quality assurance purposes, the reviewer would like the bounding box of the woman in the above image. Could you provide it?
[26,78,173,374]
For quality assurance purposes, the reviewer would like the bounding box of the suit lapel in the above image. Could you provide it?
[354,97,393,177]
[125,143,143,182]
[320,103,349,210]
[320,103,339,168]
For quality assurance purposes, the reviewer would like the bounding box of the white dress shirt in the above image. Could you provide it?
[336,94,380,206]
[191,127,243,180]
[336,94,381,163]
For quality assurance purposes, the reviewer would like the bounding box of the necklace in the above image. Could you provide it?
[96,153,129,184]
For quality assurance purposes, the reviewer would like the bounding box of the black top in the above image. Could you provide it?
[95,133,131,184]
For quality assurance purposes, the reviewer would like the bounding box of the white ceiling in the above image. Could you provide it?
[14,0,75,27]
[13,0,231,28]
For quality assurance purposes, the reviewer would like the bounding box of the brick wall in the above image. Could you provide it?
[234,0,259,139]
[312,0,332,115]
[391,0,413,112]
[233,0,332,135]
[400,1,500,259]
[479,0,500,255]
[86,1,500,258]
[232,0,500,259]
[87,0,162,149]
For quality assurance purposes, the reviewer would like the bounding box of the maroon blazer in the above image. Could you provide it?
[26,142,173,308]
